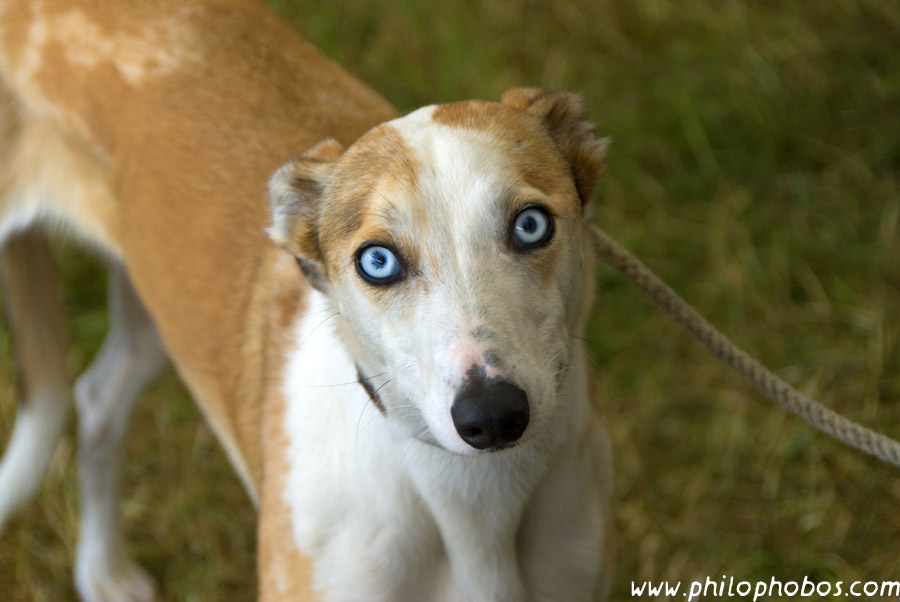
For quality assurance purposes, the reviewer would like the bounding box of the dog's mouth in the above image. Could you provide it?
[355,358,570,454]
[485,441,518,453]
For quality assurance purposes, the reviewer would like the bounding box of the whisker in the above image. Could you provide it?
[355,394,376,469]
[304,304,339,317]
[373,189,399,214]
[297,311,340,349]
[298,371,389,389]
[570,333,610,352]
[372,379,392,396]
[398,438,420,471]
[569,334,608,373]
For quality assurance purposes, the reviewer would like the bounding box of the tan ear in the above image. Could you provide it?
[267,138,345,290]
[499,87,545,109]
[501,88,608,207]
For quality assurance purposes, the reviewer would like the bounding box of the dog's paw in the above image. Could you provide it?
[75,559,156,602]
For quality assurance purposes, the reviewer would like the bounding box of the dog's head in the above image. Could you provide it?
[268,89,607,455]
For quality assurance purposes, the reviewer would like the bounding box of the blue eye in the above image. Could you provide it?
[356,245,403,284]
[512,207,553,249]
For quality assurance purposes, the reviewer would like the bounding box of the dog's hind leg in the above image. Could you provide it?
[74,264,168,602]
[0,228,71,532]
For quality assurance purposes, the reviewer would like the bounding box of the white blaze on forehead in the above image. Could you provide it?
[387,105,519,245]
[390,105,512,183]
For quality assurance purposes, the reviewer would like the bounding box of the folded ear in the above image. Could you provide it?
[501,88,608,207]
[267,138,344,291]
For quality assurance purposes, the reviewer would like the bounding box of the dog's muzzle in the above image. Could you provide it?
[451,369,530,451]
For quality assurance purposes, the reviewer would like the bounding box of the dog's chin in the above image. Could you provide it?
[392,377,563,456]
[414,429,480,456]
[407,424,496,456]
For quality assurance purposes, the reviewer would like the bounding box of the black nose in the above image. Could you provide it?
[451,377,530,450]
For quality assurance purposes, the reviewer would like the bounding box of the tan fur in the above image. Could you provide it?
[0,0,395,594]
[0,229,67,403]
[435,94,608,207]
[321,125,422,252]
[0,0,396,490]
[270,125,421,267]
[257,255,319,601]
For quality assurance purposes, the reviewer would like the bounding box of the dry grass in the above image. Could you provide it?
[2,0,899,600]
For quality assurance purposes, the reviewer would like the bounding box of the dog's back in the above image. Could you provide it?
[0,0,396,490]
[0,2,395,598]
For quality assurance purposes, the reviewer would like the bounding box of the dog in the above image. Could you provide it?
[0,1,613,600]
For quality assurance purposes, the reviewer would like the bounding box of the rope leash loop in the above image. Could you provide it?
[589,224,900,468]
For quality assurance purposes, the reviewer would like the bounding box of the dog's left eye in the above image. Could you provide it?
[512,206,553,249]
[356,245,404,284]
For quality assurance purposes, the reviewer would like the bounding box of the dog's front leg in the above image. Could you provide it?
[74,265,168,602]
[0,230,70,531]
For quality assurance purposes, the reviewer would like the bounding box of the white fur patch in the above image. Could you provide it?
[0,4,200,160]
[40,9,197,86]
[281,291,432,600]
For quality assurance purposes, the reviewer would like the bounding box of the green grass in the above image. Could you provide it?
[2,1,900,599]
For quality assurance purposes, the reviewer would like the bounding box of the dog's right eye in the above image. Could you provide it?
[356,245,404,285]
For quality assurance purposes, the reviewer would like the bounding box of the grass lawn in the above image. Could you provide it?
[2,1,899,599]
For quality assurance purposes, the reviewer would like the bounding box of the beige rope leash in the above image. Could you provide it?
[589,224,900,468]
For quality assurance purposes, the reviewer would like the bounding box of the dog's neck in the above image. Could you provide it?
[278,289,593,600]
